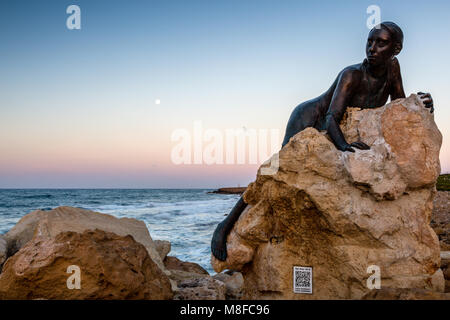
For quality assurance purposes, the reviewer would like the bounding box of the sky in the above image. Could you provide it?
[0,0,449,188]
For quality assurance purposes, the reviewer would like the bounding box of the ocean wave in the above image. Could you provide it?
[21,194,54,199]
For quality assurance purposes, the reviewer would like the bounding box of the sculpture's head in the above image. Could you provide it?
[366,21,403,66]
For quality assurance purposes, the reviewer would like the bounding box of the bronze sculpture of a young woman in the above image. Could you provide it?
[211,22,434,261]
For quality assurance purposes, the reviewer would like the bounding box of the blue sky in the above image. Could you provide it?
[0,0,449,188]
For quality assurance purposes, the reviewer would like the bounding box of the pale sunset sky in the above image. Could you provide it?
[0,0,449,188]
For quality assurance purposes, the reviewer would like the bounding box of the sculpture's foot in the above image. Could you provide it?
[211,222,228,261]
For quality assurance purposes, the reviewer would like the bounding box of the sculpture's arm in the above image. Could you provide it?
[325,69,370,152]
[390,58,434,113]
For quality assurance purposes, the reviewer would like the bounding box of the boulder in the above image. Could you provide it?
[160,255,228,300]
[173,277,226,300]
[362,288,450,300]
[212,272,231,282]
[164,256,209,275]
[431,191,450,251]
[213,272,244,300]
[211,94,444,299]
[154,240,171,260]
[0,229,173,300]
[0,235,6,267]
[441,251,450,292]
[168,269,210,283]
[2,206,168,277]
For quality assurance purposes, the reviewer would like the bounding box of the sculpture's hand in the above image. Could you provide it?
[338,141,370,153]
[418,92,434,113]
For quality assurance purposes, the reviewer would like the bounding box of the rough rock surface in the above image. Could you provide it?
[441,252,450,293]
[362,288,450,300]
[431,191,450,251]
[0,229,173,300]
[154,240,171,260]
[2,206,168,276]
[173,277,226,300]
[0,236,6,268]
[161,255,222,299]
[211,94,444,299]
[213,272,244,300]
[164,256,209,275]
[208,187,247,194]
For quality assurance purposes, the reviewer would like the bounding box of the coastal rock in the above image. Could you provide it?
[362,288,450,300]
[173,277,226,300]
[160,255,228,300]
[154,240,171,260]
[168,269,210,283]
[441,251,450,292]
[211,94,444,299]
[0,236,6,267]
[431,191,450,251]
[163,255,211,297]
[0,229,173,300]
[208,187,247,195]
[164,256,209,275]
[2,206,168,277]
[213,272,244,300]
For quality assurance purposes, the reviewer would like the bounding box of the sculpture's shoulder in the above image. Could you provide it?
[336,63,364,88]
[340,63,364,80]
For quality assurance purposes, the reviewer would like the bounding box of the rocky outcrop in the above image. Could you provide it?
[164,256,209,275]
[0,229,173,300]
[2,206,168,277]
[173,277,226,300]
[441,251,450,292]
[213,271,244,300]
[151,239,227,300]
[154,240,171,261]
[362,288,450,300]
[0,236,6,268]
[162,255,222,299]
[431,191,450,251]
[208,187,247,194]
[211,94,444,299]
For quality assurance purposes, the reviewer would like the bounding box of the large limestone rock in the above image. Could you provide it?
[164,256,209,275]
[211,94,444,299]
[441,251,450,292]
[154,240,171,260]
[362,288,450,300]
[0,229,173,300]
[161,255,225,299]
[213,272,244,300]
[0,236,6,267]
[2,206,168,276]
[173,277,226,300]
[431,191,450,251]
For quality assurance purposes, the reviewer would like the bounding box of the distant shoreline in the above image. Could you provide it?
[207,187,247,195]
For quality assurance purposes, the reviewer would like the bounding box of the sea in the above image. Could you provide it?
[0,189,241,274]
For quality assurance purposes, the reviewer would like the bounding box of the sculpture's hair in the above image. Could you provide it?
[373,21,404,53]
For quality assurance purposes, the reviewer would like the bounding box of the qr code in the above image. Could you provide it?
[293,266,312,294]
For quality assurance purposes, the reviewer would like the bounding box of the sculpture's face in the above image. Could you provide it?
[366,28,396,66]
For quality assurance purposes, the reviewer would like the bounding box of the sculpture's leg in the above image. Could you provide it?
[211,196,247,261]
